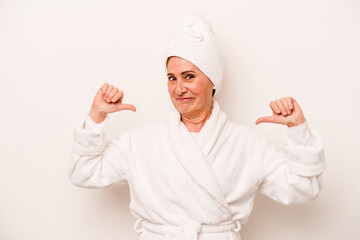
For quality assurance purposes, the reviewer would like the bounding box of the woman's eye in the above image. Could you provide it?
[185,75,194,80]
[168,76,176,81]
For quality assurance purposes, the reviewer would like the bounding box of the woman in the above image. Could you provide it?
[69,13,325,240]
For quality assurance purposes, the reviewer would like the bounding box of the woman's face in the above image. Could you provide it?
[167,56,214,118]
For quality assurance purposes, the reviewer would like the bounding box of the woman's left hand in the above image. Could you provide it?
[255,96,307,127]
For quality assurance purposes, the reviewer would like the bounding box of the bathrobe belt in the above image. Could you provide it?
[133,218,241,240]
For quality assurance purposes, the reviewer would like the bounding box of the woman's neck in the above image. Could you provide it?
[181,102,213,133]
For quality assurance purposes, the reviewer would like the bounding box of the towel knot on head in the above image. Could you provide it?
[183,25,203,42]
[175,13,209,42]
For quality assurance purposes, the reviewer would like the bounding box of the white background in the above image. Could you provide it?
[1,0,359,239]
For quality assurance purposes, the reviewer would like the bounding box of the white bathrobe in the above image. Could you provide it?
[69,100,325,240]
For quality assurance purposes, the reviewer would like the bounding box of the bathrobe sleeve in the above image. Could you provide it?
[257,120,325,205]
[68,114,128,188]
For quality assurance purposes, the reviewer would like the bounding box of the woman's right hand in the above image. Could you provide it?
[89,83,136,123]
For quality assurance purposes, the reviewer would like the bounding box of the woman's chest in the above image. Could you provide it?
[125,134,261,198]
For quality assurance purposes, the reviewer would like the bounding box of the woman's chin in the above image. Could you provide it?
[175,104,192,116]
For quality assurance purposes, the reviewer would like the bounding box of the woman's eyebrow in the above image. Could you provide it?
[167,70,195,76]
[181,70,195,75]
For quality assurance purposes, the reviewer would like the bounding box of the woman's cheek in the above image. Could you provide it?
[167,83,175,94]
[188,81,202,95]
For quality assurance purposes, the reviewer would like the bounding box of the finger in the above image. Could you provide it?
[117,104,136,112]
[111,90,124,103]
[280,98,291,115]
[275,99,287,116]
[270,101,281,114]
[255,115,277,125]
[105,85,114,102]
[108,87,119,102]
[101,82,109,94]
[286,96,293,111]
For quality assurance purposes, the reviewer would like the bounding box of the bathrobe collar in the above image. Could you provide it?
[168,100,231,220]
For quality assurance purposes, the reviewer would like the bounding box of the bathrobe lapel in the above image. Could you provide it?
[168,100,230,213]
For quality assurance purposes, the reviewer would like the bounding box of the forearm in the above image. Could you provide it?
[69,114,127,188]
[259,121,325,204]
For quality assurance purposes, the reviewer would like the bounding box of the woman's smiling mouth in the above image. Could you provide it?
[177,97,194,103]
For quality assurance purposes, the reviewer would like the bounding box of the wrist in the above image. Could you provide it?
[287,117,306,127]
[89,107,107,123]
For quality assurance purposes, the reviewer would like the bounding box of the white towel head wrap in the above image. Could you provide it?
[164,12,224,96]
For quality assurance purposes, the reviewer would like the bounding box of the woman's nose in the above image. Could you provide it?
[175,80,186,95]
